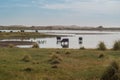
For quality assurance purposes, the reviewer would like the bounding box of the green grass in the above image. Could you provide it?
[0,32,55,39]
[0,48,120,80]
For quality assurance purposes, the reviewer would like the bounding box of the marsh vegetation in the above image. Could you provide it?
[0,48,120,80]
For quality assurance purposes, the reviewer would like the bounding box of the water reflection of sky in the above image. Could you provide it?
[0,30,120,49]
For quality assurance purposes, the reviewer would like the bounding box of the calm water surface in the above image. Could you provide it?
[0,30,120,49]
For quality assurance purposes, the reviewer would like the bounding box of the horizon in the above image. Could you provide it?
[0,0,120,27]
[0,25,120,28]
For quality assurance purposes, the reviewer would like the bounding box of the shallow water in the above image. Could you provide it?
[0,30,120,49]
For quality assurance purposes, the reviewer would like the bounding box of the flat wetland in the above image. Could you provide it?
[0,32,55,39]
[0,29,120,80]
[0,48,120,80]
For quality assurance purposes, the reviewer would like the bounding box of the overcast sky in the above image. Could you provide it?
[0,0,120,27]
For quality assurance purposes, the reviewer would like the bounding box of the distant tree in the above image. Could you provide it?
[113,41,120,50]
[32,43,39,48]
[98,26,104,28]
[31,26,35,28]
[97,42,107,51]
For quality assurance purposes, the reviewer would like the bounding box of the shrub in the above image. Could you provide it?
[51,65,58,69]
[32,43,39,48]
[8,44,15,48]
[113,41,120,50]
[97,42,107,51]
[50,59,60,64]
[23,67,33,72]
[80,46,85,50]
[49,53,62,68]
[56,51,60,54]
[22,55,32,62]
[110,61,119,71]
[98,54,104,58]
[100,61,120,80]
[65,51,71,55]
[50,53,62,61]
[32,60,39,64]
[49,53,62,64]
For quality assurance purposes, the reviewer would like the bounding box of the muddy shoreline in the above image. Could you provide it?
[0,41,35,47]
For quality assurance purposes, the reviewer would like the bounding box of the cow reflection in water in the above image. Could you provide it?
[56,37,61,44]
[56,37,83,48]
[56,37,69,48]
[61,38,69,48]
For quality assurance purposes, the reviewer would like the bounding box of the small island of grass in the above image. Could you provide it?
[0,32,56,39]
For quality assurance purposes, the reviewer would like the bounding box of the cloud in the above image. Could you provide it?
[39,0,120,15]
[0,0,120,27]
[0,0,36,8]
[1,0,119,14]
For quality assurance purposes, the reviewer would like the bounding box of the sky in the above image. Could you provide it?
[0,0,120,27]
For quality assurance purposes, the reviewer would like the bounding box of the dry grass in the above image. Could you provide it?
[0,48,120,80]
[0,32,55,39]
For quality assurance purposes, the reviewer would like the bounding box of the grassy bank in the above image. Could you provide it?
[0,48,120,80]
[0,32,55,39]
[0,26,120,31]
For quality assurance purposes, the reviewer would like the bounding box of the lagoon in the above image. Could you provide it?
[0,30,120,49]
